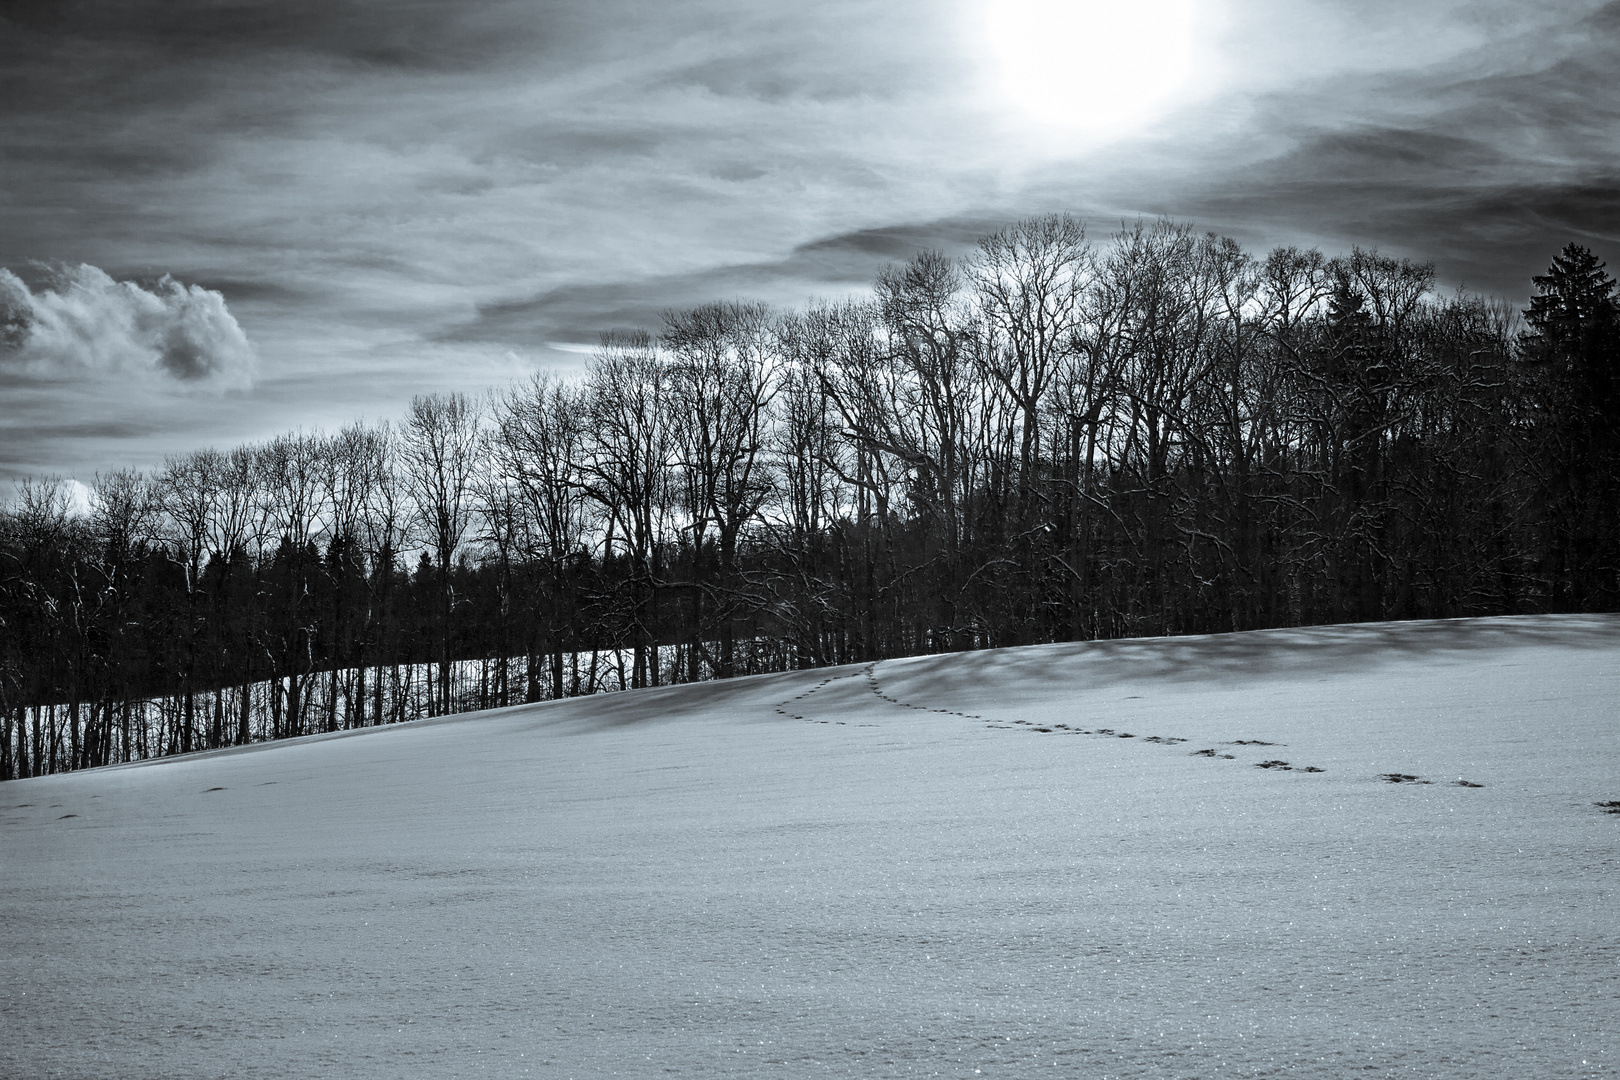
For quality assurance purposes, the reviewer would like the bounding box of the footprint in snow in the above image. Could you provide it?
[1382,774,1480,787]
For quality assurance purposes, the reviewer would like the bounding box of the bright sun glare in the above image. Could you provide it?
[984,0,1197,136]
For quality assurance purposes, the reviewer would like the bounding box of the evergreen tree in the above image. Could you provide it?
[1523,244,1620,608]
[1525,243,1620,425]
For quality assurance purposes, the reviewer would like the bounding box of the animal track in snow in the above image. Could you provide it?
[772,671,857,724]
[993,716,1330,772]
[998,717,1336,775]
[861,662,982,719]
[1252,760,1324,773]
[1380,772,1489,788]
[801,664,1503,792]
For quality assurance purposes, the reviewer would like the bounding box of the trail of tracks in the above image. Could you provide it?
[769,669,856,724]
[770,658,1506,792]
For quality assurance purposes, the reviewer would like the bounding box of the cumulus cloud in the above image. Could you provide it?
[0,264,256,390]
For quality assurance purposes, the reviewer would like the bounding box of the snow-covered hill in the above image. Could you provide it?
[4,615,1618,1079]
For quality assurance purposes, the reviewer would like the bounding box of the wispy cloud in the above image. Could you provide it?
[1146,0,1620,294]
[0,0,1615,479]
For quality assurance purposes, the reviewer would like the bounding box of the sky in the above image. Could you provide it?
[1,0,1618,483]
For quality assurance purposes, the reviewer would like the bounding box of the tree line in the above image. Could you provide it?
[3,219,1617,779]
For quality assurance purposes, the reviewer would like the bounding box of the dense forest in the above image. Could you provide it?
[3,218,1617,780]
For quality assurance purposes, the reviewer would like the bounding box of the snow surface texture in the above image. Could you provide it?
[3,615,1618,1079]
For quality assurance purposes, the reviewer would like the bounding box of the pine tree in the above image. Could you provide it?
[1525,243,1620,425]
[1523,244,1620,608]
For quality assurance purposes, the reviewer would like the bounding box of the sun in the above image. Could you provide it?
[982,0,1198,136]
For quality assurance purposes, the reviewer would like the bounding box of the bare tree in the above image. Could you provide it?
[2,478,82,771]
[353,421,412,724]
[492,374,592,699]
[319,425,381,728]
[771,307,859,665]
[873,252,992,649]
[401,393,483,714]
[970,214,1091,501]
[156,451,229,751]
[581,331,673,688]
[257,432,330,735]
[664,302,778,678]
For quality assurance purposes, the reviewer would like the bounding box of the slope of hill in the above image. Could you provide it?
[4,615,1618,1079]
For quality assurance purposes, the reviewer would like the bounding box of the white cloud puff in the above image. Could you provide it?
[0,263,256,390]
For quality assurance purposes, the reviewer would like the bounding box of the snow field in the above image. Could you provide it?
[2,614,1618,1079]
